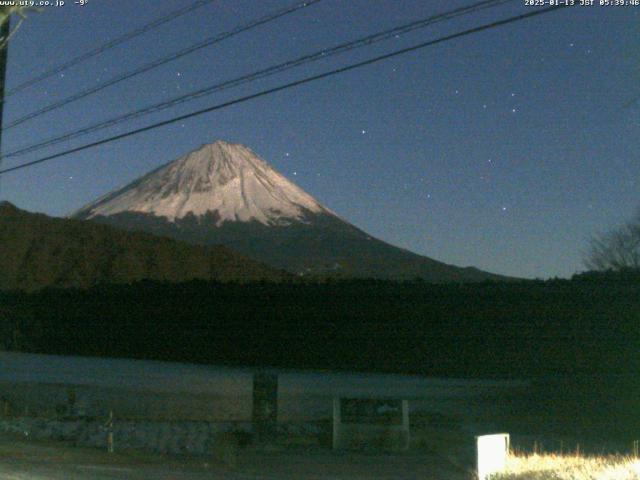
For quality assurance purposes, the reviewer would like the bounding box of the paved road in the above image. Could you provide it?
[0,460,258,480]
[0,458,469,480]
[0,434,471,479]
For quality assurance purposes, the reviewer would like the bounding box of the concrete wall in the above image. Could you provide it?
[0,416,251,455]
[0,382,250,422]
[0,352,529,454]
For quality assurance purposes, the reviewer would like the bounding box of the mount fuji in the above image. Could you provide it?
[73,140,507,282]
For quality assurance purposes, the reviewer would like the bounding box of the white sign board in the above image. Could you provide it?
[476,433,509,480]
[332,398,410,451]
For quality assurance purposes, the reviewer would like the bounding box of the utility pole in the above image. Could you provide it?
[0,15,9,193]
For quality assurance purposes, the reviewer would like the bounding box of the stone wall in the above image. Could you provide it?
[0,415,253,455]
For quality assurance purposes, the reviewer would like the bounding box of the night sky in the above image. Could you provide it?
[1,0,638,279]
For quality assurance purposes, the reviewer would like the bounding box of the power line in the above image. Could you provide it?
[2,0,513,160]
[3,0,322,130]
[0,4,570,177]
[4,0,218,98]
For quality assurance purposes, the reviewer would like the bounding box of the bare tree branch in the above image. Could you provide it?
[584,208,640,271]
[0,6,39,49]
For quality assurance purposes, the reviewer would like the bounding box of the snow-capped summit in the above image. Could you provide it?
[74,140,328,226]
[74,140,510,282]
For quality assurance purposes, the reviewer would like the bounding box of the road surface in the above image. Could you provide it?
[0,433,471,479]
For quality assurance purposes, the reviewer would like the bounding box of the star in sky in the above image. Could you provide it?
[4,0,635,280]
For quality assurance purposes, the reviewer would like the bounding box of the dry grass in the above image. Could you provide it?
[491,452,640,479]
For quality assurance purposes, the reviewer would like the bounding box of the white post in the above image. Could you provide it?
[476,433,509,480]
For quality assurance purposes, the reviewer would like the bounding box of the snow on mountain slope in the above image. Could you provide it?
[75,141,329,226]
[72,140,512,282]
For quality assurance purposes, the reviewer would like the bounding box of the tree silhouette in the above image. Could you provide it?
[585,209,640,271]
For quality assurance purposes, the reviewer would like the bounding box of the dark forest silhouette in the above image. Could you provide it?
[2,271,638,379]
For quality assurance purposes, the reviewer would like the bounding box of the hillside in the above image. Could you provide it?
[0,202,287,291]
